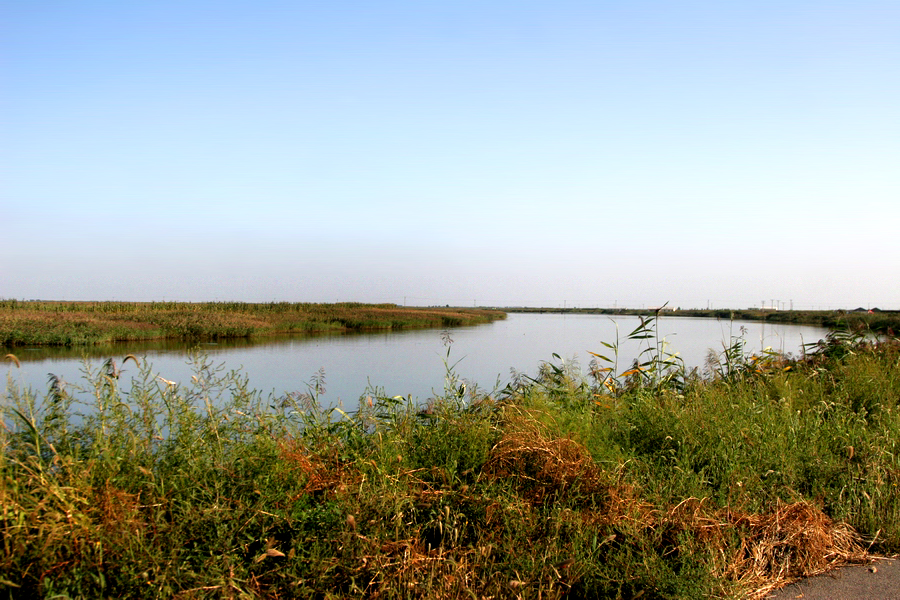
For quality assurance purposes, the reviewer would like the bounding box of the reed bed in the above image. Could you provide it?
[0,300,505,347]
[508,306,900,335]
[1,322,899,598]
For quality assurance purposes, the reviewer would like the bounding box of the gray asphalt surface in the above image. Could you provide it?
[767,558,900,600]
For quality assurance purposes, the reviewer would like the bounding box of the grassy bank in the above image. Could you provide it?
[2,323,899,598]
[507,307,900,335]
[0,300,505,347]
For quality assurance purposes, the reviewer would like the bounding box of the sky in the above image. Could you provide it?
[3,1,898,310]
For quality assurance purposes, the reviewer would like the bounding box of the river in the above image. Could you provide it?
[3,313,829,408]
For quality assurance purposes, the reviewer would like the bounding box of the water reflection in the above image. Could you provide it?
[5,330,359,363]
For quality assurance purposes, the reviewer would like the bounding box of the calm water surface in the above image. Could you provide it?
[4,314,829,408]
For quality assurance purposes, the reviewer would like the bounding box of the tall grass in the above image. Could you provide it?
[2,325,899,598]
[0,301,505,347]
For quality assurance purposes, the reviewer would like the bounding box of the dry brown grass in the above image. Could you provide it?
[275,437,354,496]
[91,481,147,540]
[483,407,606,504]
[726,501,868,598]
[481,408,869,598]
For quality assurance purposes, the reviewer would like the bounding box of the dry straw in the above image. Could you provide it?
[482,406,870,598]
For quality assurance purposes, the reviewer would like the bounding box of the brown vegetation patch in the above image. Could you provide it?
[355,537,477,597]
[725,501,868,598]
[482,410,652,524]
[481,412,868,598]
[590,496,868,598]
[339,535,569,599]
[483,416,604,505]
[276,437,354,496]
[91,480,146,539]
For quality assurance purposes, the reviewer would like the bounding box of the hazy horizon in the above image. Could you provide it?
[0,298,889,313]
[4,2,898,311]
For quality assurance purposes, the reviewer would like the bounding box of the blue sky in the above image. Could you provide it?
[3,1,898,309]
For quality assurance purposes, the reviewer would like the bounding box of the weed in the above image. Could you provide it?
[2,333,899,598]
[588,305,688,398]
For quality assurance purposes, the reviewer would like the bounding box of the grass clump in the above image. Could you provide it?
[2,325,899,598]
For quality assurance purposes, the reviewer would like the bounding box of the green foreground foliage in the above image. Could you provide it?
[0,300,505,347]
[2,323,899,599]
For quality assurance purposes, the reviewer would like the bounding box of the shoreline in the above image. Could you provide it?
[504,306,900,333]
[0,300,506,348]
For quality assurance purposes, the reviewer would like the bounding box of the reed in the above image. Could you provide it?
[508,306,900,335]
[1,329,898,598]
[0,300,505,347]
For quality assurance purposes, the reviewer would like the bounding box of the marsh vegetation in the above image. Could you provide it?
[2,318,898,598]
[509,306,900,335]
[0,300,505,347]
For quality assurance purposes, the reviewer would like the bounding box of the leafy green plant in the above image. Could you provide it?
[588,305,687,398]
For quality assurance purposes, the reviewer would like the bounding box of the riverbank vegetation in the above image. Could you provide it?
[0,300,505,347]
[2,320,898,598]
[507,306,900,335]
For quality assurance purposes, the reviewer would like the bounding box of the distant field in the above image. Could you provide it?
[507,306,900,333]
[0,300,506,347]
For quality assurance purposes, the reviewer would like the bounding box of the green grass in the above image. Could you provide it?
[0,300,505,347]
[2,329,899,598]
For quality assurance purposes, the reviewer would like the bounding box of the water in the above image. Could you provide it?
[3,313,828,408]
